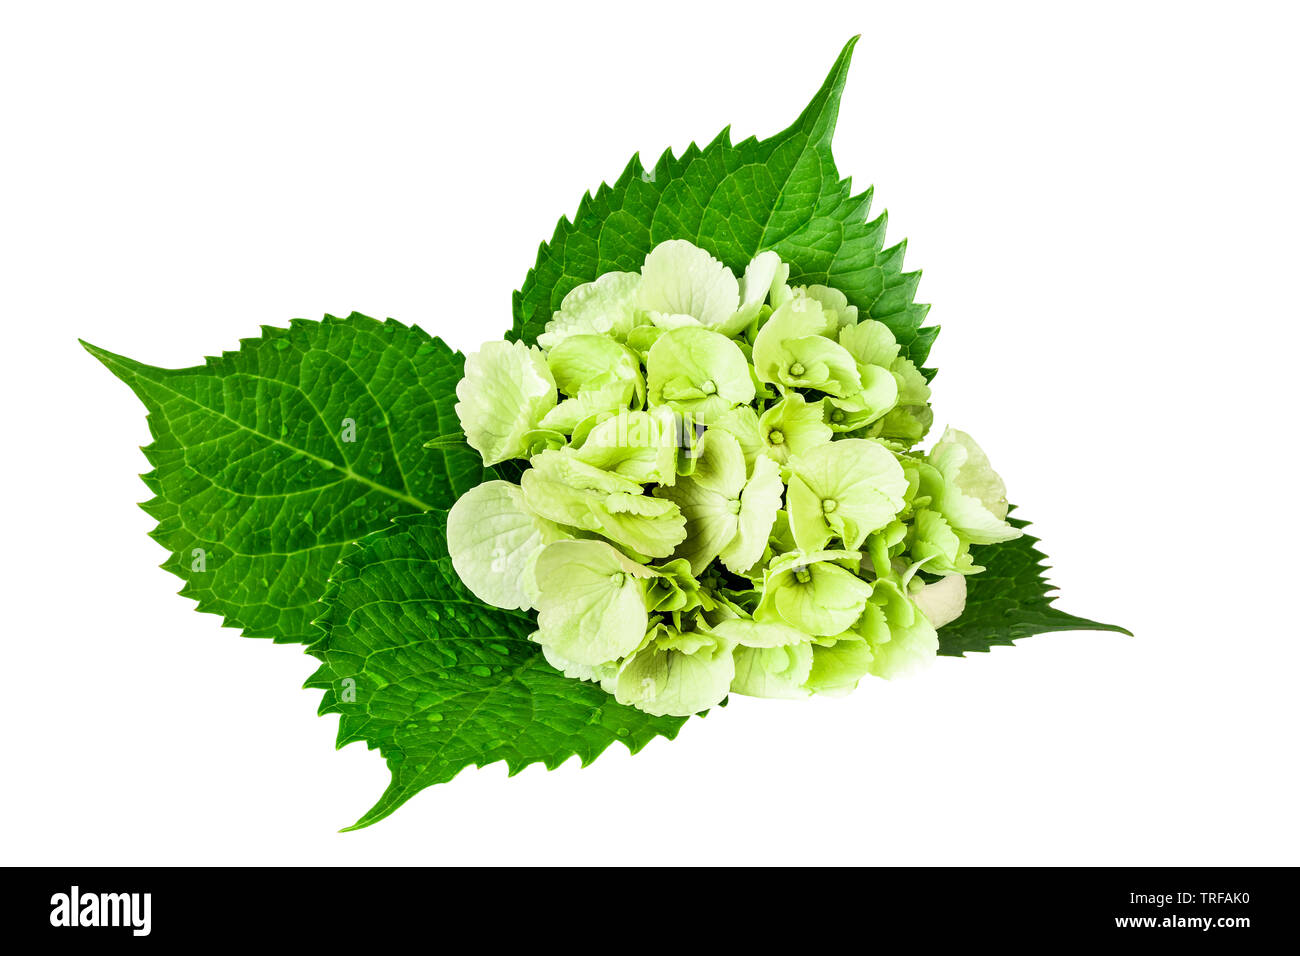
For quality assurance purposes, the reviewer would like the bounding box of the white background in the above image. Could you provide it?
[3,1,1297,865]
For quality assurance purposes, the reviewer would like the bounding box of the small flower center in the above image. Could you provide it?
[793,566,812,584]
[768,429,785,445]
[727,498,742,514]
[830,409,846,423]
[608,572,626,587]
[788,362,806,377]
[822,498,838,514]
[699,379,717,395]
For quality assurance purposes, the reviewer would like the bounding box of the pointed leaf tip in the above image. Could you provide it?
[80,338,147,385]
[79,338,110,362]
[785,34,859,147]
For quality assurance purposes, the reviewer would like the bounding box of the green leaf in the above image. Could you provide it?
[305,511,689,830]
[937,511,1132,656]
[82,313,484,643]
[510,36,936,366]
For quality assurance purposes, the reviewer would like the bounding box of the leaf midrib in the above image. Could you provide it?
[104,351,434,512]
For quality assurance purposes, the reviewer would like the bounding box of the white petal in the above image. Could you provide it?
[638,240,739,329]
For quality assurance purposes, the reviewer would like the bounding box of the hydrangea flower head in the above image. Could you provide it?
[449,240,1020,716]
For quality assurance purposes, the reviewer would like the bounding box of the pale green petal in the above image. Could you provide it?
[928,427,1021,545]
[752,295,861,396]
[868,518,908,573]
[719,454,782,575]
[646,326,755,424]
[805,635,874,696]
[537,271,643,350]
[801,284,859,329]
[863,579,939,679]
[838,319,900,369]
[447,480,569,611]
[655,625,721,656]
[855,599,891,645]
[731,644,814,699]
[764,548,861,575]
[647,312,705,330]
[572,406,678,485]
[875,403,933,447]
[858,363,900,417]
[892,357,932,406]
[787,438,908,551]
[519,470,599,530]
[645,557,712,613]
[718,251,783,336]
[546,334,644,400]
[756,550,871,638]
[528,448,642,493]
[785,469,830,551]
[758,393,832,465]
[538,380,634,434]
[711,617,810,648]
[823,364,898,431]
[910,573,967,628]
[776,334,863,396]
[613,624,735,716]
[863,356,933,446]
[651,490,731,574]
[752,295,834,382]
[638,239,739,329]
[710,406,764,473]
[767,260,794,308]
[537,637,622,684]
[684,427,746,496]
[675,422,705,477]
[774,560,871,636]
[534,540,657,665]
[867,608,938,680]
[520,448,641,529]
[455,340,557,466]
[653,429,746,574]
[908,508,980,575]
[931,427,1011,519]
[769,508,797,554]
[625,324,668,356]
[928,483,1016,546]
[593,491,687,559]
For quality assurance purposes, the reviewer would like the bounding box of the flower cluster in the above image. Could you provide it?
[448,240,1020,716]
